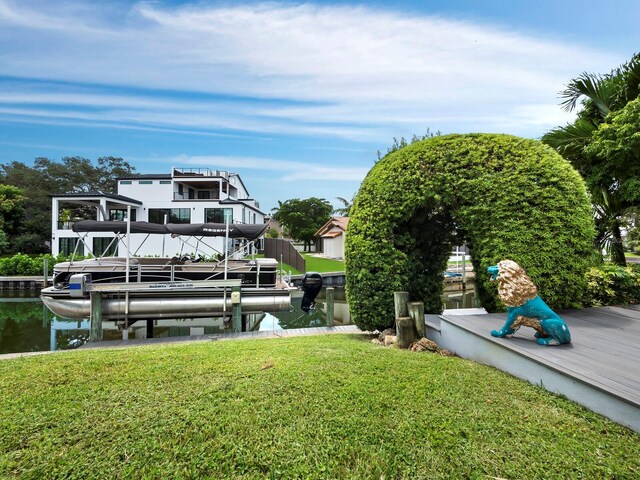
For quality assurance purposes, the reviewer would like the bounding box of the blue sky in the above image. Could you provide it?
[0,0,638,212]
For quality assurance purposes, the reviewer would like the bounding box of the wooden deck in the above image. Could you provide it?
[434,306,640,432]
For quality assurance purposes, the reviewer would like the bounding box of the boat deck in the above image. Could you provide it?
[432,306,640,432]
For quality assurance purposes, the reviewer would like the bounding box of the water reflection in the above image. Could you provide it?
[1,284,472,354]
[0,292,99,353]
[0,288,352,354]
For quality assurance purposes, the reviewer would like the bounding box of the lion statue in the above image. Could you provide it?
[487,260,571,346]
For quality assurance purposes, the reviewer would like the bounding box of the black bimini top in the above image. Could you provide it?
[72,221,268,241]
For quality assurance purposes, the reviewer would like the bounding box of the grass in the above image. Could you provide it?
[271,253,463,275]
[301,254,344,274]
[1,335,638,479]
[259,253,344,275]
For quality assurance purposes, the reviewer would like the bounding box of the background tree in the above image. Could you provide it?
[542,52,640,265]
[333,196,353,216]
[0,185,26,254]
[0,157,136,253]
[271,197,333,251]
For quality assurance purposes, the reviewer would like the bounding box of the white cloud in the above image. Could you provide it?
[161,154,370,183]
[0,0,623,140]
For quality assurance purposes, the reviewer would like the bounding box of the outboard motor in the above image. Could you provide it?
[300,272,323,312]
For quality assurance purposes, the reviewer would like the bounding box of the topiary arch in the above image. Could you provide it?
[345,134,596,332]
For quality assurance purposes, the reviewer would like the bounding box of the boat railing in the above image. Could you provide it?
[87,278,242,294]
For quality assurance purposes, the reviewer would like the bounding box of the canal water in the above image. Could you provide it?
[0,289,351,355]
[1,282,474,355]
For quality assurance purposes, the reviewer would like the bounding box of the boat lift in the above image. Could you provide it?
[68,208,264,341]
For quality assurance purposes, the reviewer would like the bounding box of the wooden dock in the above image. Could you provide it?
[79,324,364,349]
[430,306,640,432]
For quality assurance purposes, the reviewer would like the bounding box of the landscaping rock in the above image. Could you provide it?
[383,335,397,347]
[409,338,439,352]
[379,328,395,341]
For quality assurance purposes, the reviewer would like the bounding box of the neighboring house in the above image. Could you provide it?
[315,217,349,259]
[51,167,265,257]
[265,215,286,238]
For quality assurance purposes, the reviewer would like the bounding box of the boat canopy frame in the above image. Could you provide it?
[68,220,268,264]
[72,220,268,240]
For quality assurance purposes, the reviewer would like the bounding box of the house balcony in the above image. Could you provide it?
[173,191,222,201]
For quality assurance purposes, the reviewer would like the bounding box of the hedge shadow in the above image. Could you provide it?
[345,134,595,331]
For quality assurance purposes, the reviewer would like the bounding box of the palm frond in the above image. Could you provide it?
[559,72,614,117]
[541,119,597,159]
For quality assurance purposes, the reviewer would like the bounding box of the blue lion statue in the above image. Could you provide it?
[488,260,571,346]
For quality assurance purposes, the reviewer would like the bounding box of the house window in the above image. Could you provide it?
[197,191,211,199]
[149,208,191,224]
[119,180,132,185]
[93,237,117,256]
[59,237,84,256]
[159,180,171,184]
[139,180,153,185]
[205,208,233,224]
[109,209,137,221]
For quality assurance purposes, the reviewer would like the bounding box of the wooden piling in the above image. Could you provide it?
[408,302,425,338]
[396,317,415,349]
[89,292,103,342]
[394,291,409,319]
[325,287,335,327]
[43,257,48,287]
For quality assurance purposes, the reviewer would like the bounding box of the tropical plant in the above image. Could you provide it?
[333,196,353,216]
[584,263,640,307]
[542,53,640,265]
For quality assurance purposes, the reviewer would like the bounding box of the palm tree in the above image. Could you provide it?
[592,188,627,265]
[542,53,640,265]
[333,196,352,216]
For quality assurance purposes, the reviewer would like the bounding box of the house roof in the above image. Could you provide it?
[321,230,343,238]
[116,173,172,180]
[50,191,143,205]
[315,216,349,237]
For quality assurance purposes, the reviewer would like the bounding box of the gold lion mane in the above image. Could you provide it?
[495,260,538,307]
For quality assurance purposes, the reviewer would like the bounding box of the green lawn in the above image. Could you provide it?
[1,335,638,479]
[261,253,344,275]
[301,254,344,274]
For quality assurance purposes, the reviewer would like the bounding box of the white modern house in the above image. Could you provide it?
[51,167,266,258]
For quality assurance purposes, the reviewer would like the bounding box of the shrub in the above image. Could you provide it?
[346,134,596,331]
[0,253,40,276]
[584,263,640,306]
[0,253,79,276]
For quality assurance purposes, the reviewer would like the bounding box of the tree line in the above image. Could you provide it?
[0,157,136,254]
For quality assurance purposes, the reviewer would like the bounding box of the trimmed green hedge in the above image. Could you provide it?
[0,253,82,276]
[345,134,596,331]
